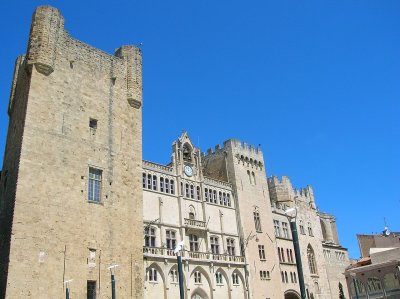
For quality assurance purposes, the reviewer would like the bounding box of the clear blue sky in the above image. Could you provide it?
[0,0,399,259]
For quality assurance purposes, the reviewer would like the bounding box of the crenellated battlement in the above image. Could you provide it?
[268,175,315,206]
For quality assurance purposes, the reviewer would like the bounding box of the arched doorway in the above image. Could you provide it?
[191,287,209,299]
[284,290,301,299]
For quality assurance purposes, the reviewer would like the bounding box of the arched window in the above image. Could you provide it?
[213,190,217,204]
[205,188,209,201]
[307,245,317,274]
[182,143,192,161]
[208,189,213,202]
[252,171,256,185]
[308,222,313,236]
[227,193,231,207]
[253,211,262,232]
[219,191,223,205]
[222,193,227,206]
[299,220,305,235]
[247,170,252,184]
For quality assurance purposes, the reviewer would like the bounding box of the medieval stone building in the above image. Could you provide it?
[0,5,349,299]
[142,133,349,299]
[0,6,143,299]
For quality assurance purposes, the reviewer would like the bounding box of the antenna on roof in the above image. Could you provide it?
[383,217,390,236]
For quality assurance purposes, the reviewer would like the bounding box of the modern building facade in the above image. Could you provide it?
[344,232,400,299]
[0,5,350,299]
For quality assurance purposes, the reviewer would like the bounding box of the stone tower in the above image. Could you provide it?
[203,140,283,299]
[0,6,143,298]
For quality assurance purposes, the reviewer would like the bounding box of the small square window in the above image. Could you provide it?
[89,118,98,129]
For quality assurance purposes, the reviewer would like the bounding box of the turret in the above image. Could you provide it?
[26,6,64,75]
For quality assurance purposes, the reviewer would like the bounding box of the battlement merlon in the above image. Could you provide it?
[25,6,143,109]
[26,6,64,75]
[268,175,315,204]
[114,46,143,109]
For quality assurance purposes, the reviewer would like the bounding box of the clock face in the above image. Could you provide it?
[184,165,193,177]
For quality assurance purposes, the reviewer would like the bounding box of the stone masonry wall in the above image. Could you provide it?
[1,6,143,298]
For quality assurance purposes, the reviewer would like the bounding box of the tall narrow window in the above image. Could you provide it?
[299,220,305,235]
[307,245,317,274]
[213,190,217,203]
[232,273,239,285]
[196,186,201,200]
[209,189,213,203]
[194,271,202,283]
[273,220,281,237]
[215,272,223,284]
[160,177,164,192]
[185,183,189,198]
[166,230,176,250]
[190,184,194,199]
[170,180,175,194]
[227,194,231,206]
[252,171,256,185]
[247,170,252,184]
[281,248,285,262]
[308,223,313,236]
[219,192,223,205]
[290,249,294,263]
[165,178,170,193]
[87,280,97,299]
[278,247,282,262]
[88,168,102,202]
[189,234,199,252]
[142,173,146,188]
[205,188,209,202]
[170,269,178,282]
[148,268,157,282]
[147,174,152,189]
[253,211,262,232]
[144,227,156,247]
[223,193,227,206]
[152,175,157,191]
[282,222,289,239]
[258,245,266,260]
[227,238,235,256]
[210,236,219,254]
